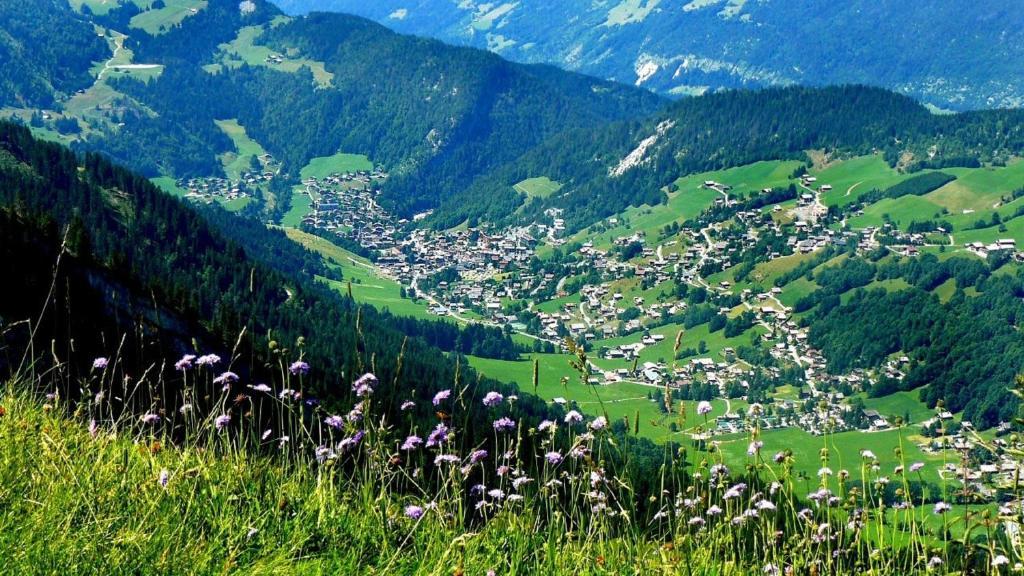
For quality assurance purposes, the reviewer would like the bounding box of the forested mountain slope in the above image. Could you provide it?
[0,120,548,442]
[0,0,108,107]
[439,86,1024,231]
[275,0,1024,111]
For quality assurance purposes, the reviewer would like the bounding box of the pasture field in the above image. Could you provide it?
[214,119,267,179]
[283,228,436,320]
[216,24,334,88]
[130,0,208,35]
[300,152,373,180]
[513,177,563,198]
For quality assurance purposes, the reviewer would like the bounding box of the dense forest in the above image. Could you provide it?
[0,121,544,450]
[798,252,1024,427]
[464,86,1024,232]
[0,0,108,107]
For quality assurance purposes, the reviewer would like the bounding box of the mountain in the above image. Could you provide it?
[4,1,1024,234]
[37,2,662,219]
[0,0,108,107]
[274,0,1024,111]
[0,119,552,439]
[436,85,1024,231]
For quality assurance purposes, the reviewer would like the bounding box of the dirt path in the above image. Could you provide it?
[845,181,863,197]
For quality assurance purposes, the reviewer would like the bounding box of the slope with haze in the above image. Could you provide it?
[275,0,1024,111]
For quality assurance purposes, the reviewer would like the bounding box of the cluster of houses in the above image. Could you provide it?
[178,160,278,206]
[297,169,397,250]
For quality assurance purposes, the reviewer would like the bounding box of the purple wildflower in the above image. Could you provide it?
[589,416,608,431]
[482,391,504,407]
[469,449,488,464]
[402,435,423,451]
[324,415,345,430]
[545,451,563,465]
[493,417,516,433]
[564,410,583,424]
[140,413,160,425]
[910,462,925,472]
[158,469,169,488]
[175,354,196,371]
[405,505,424,520]
[92,357,109,370]
[196,354,221,367]
[434,454,459,465]
[696,401,713,415]
[400,400,415,411]
[288,360,310,376]
[537,419,555,432]
[337,430,364,452]
[432,389,451,406]
[934,501,952,514]
[214,414,231,430]
[248,383,272,393]
[426,423,449,447]
[213,371,239,386]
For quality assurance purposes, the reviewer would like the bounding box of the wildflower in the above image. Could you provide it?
[545,451,563,465]
[747,440,763,456]
[818,466,833,477]
[337,431,364,452]
[910,462,925,472]
[402,435,423,451]
[860,449,877,460]
[688,516,705,527]
[992,555,1010,567]
[710,463,730,477]
[347,407,363,423]
[179,403,193,415]
[434,454,460,465]
[589,416,608,431]
[304,397,319,407]
[933,501,952,514]
[538,419,556,432]
[288,361,310,376]
[487,488,506,500]
[432,389,451,406]
[261,429,272,440]
[324,415,345,430]
[400,400,415,411]
[246,527,258,540]
[482,391,504,407]
[696,401,713,415]
[175,354,196,371]
[250,383,272,393]
[89,419,99,438]
[496,465,511,476]
[278,436,290,447]
[773,451,786,463]
[927,556,943,569]
[405,505,424,520]
[353,381,374,398]
[512,476,533,490]
[756,500,777,511]
[763,564,780,576]
[315,446,335,463]
[196,354,221,367]
[279,388,299,400]
[426,423,449,447]
[158,469,169,488]
[564,410,583,424]
[493,417,516,432]
[214,414,231,430]
[553,397,567,405]
[140,413,160,425]
[213,371,239,386]
[92,357,109,370]
[469,449,488,464]
[349,374,376,392]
